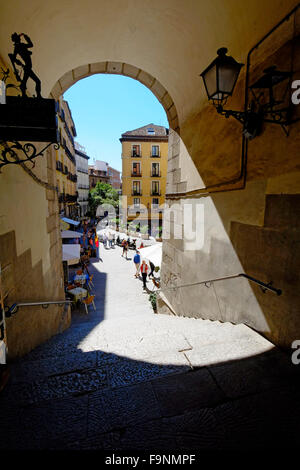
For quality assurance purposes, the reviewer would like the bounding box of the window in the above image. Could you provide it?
[152,198,159,207]
[152,162,159,176]
[152,181,160,195]
[147,127,155,135]
[133,181,141,195]
[152,145,159,156]
[133,198,140,207]
[132,145,141,157]
[132,162,141,175]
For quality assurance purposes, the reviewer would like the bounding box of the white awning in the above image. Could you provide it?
[62,244,81,265]
[140,243,162,267]
[61,230,83,238]
[61,217,80,226]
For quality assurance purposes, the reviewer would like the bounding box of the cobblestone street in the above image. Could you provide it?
[1,244,300,451]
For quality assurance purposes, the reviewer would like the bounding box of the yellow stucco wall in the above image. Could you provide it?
[122,139,168,220]
[55,96,77,216]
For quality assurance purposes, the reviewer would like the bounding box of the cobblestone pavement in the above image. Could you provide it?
[1,244,300,450]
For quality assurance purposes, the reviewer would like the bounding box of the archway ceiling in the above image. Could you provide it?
[0,0,298,128]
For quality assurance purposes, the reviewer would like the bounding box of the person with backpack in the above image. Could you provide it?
[133,250,141,278]
[140,260,148,290]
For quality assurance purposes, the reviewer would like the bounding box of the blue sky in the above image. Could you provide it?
[64,74,168,172]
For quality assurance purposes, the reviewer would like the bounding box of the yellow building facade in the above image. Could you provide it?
[55,96,78,218]
[120,124,168,232]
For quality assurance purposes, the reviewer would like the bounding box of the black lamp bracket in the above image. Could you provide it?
[216,104,247,125]
[0,140,60,172]
[216,96,296,138]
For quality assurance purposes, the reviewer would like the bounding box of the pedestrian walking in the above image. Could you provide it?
[103,232,107,249]
[148,261,155,278]
[140,260,148,290]
[121,239,128,259]
[108,230,113,248]
[95,233,100,260]
[133,250,141,278]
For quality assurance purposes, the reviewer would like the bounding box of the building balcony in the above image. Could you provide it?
[150,154,160,158]
[131,172,142,177]
[151,191,161,196]
[65,193,78,203]
[131,153,141,158]
[67,173,77,182]
[131,191,142,196]
[77,167,89,174]
[56,161,63,172]
[128,207,147,214]
[151,172,161,177]
[64,145,75,164]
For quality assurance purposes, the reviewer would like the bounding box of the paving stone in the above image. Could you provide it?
[2,247,299,451]
[11,351,98,383]
[185,338,273,368]
[212,385,300,449]
[0,403,21,450]
[65,431,123,450]
[107,356,185,388]
[209,348,300,399]
[20,328,92,361]
[18,395,89,448]
[119,418,178,450]
[87,382,161,436]
[152,368,225,417]
[138,350,191,367]
[119,408,222,450]
[3,368,108,406]
[171,407,224,450]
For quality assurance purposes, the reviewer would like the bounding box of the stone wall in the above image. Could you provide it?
[159,28,300,349]
[0,141,71,359]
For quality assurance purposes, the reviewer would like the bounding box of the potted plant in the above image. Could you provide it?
[149,292,157,313]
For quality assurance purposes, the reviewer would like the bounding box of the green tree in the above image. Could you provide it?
[88,182,119,217]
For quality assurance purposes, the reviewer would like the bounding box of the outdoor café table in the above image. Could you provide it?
[73,274,89,285]
[68,287,88,302]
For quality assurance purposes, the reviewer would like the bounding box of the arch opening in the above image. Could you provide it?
[50,61,180,135]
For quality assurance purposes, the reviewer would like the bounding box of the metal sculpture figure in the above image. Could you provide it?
[8,33,41,98]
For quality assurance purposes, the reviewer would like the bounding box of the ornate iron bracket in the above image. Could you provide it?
[0,141,59,171]
[0,34,59,171]
[216,105,247,124]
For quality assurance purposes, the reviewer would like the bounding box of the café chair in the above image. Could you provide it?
[82,295,96,315]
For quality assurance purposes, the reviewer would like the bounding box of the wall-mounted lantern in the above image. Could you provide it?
[200,47,296,139]
[0,33,59,170]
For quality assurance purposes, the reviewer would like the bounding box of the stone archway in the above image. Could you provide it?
[50,61,180,134]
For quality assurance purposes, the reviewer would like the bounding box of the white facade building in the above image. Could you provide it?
[75,142,90,217]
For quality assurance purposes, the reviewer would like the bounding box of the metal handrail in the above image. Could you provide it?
[4,300,72,318]
[159,273,282,296]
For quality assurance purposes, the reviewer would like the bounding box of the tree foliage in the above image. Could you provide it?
[88,182,119,217]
